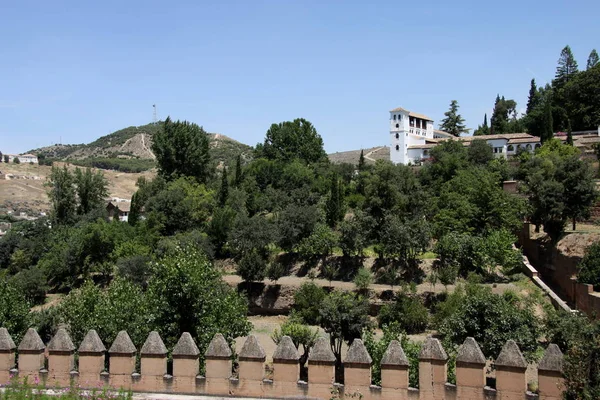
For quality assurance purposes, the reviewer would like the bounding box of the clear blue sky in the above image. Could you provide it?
[1,0,599,154]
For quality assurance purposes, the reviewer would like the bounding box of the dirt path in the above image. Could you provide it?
[364,146,384,163]
[222,274,516,295]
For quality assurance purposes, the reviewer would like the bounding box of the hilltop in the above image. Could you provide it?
[29,122,254,169]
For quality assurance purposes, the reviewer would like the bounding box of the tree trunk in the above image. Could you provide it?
[573,218,576,231]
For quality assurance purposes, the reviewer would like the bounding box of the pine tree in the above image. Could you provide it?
[555,45,579,86]
[234,154,243,186]
[526,79,540,114]
[566,119,573,146]
[587,49,599,70]
[541,100,554,144]
[358,150,365,171]
[218,168,229,207]
[438,100,468,136]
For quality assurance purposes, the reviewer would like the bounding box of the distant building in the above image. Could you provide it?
[5,154,39,164]
[390,106,600,165]
[107,200,131,222]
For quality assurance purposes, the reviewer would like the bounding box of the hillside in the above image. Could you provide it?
[328,146,389,165]
[29,122,254,170]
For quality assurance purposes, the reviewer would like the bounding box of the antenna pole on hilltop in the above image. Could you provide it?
[153,104,158,124]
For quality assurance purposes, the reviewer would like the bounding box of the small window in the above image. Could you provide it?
[396,145,400,151]
[423,150,429,156]
[393,114,397,120]
[395,133,399,139]
[507,145,514,151]
[396,123,399,128]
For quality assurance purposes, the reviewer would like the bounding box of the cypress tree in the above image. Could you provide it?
[234,154,243,186]
[218,168,229,207]
[587,49,599,70]
[129,191,140,226]
[358,150,365,171]
[325,174,342,227]
[566,119,573,146]
[526,79,540,114]
[541,100,554,144]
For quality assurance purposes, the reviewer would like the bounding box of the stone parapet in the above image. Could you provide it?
[0,328,565,400]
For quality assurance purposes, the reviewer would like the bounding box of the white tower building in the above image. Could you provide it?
[389,107,435,165]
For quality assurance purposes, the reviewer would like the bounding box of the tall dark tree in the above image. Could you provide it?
[257,118,327,164]
[563,63,600,131]
[234,155,243,187]
[438,100,468,136]
[555,45,579,86]
[566,120,574,146]
[490,95,510,135]
[541,99,554,143]
[473,114,490,136]
[526,79,540,114]
[46,166,77,225]
[559,156,597,231]
[358,150,366,171]
[218,168,229,207]
[587,49,599,70]
[74,167,109,215]
[0,151,3,162]
[325,173,344,227]
[151,117,211,182]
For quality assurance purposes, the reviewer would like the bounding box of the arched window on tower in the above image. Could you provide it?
[393,114,397,120]
[395,133,399,139]
[396,145,400,151]
[396,124,399,128]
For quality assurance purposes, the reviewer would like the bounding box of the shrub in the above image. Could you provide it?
[237,248,267,282]
[297,223,338,260]
[436,283,540,361]
[11,266,48,305]
[293,282,326,325]
[266,262,285,282]
[363,323,422,387]
[353,267,373,291]
[147,247,252,354]
[577,241,600,290]
[57,279,151,347]
[378,287,428,334]
[271,316,318,380]
[0,279,31,344]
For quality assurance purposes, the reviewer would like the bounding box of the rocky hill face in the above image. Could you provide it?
[29,122,254,167]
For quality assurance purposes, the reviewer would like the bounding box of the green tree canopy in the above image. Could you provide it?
[438,100,468,136]
[74,167,109,215]
[257,118,327,164]
[151,117,211,182]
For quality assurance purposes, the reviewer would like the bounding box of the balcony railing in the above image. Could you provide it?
[409,128,426,136]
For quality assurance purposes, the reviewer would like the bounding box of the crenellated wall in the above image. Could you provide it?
[0,327,565,400]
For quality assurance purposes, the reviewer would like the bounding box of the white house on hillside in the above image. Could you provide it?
[389,107,452,165]
[389,106,600,165]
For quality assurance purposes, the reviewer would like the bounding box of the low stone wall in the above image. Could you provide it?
[0,327,565,400]
[518,223,600,317]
